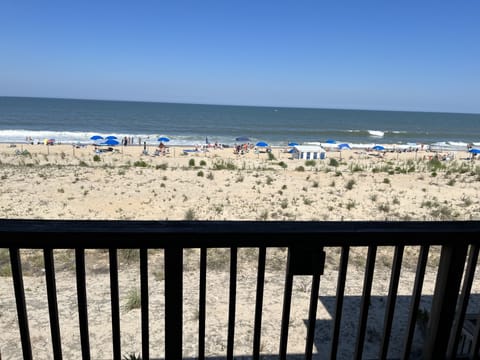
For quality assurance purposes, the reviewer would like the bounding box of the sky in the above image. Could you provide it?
[0,1,479,113]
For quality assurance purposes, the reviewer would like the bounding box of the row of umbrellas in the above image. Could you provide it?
[89,134,480,154]
[89,135,392,152]
[90,135,170,146]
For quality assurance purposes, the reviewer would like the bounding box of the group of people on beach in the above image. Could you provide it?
[234,143,253,155]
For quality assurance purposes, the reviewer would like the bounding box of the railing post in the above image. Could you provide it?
[165,246,183,359]
[423,243,468,360]
[280,246,325,359]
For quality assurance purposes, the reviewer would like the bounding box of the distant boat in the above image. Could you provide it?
[368,130,385,137]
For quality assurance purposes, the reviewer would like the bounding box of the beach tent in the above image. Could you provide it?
[291,145,326,160]
[338,143,352,150]
[100,139,119,146]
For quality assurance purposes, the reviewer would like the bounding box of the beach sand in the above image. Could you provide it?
[0,142,478,221]
[1,142,479,359]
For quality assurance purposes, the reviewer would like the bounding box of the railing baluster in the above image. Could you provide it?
[279,248,294,360]
[44,248,62,360]
[253,247,266,360]
[165,246,183,359]
[109,248,121,360]
[305,272,321,360]
[354,245,377,360]
[75,248,90,360]
[330,246,350,360]
[447,244,479,358]
[379,245,404,359]
[9,248,32,360]
[227,247,238,360]
[140,248,149,360]
[198,247,207,360]
[402,245,429,359]
[424,244,469,359]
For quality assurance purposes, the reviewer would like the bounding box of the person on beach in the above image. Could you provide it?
[158,142,167,155]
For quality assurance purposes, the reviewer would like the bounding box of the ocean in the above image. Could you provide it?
[1,96,479,149]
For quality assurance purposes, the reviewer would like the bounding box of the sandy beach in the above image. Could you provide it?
[0,142,478,221]
[1,142,480,359]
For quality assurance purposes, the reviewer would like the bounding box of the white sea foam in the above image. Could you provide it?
[368,130,385,137]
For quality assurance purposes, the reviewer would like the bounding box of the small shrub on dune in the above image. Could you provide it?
[184,208,196,220]
[124,289,141,311]
[134,160,148,167]
[329,158,339,167]
[345,179,356,190]
[427,158,445,172]
[378,203,390,213]
[212,160,236,170]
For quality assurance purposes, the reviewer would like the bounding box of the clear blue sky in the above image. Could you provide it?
[1,1,479,113]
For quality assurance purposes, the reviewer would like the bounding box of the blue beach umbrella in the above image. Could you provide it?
[338,143,352,150]
[157,136,170,142]
[90,135,103,141]
[105,135,118,140]
[469,148,480,154]
[288,142,299,147]
[101,139,120,146]
[326,139,336,144]
[373,145,385,151]
[256,141,269,147]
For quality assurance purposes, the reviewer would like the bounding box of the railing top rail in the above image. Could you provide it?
[1,219,479,248]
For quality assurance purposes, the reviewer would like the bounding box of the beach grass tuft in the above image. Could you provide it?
[124,288,141,311]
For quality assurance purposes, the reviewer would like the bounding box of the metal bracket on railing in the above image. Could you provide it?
[288,246,325,276]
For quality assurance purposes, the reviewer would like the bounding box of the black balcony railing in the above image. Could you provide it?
[0,219,479,359]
